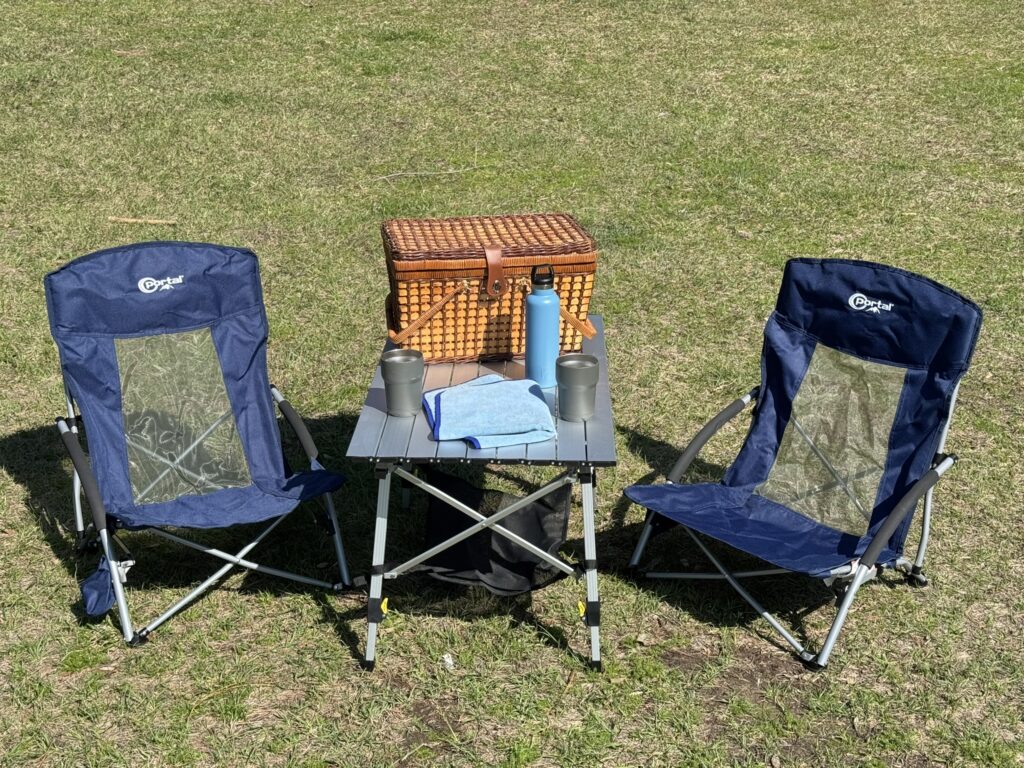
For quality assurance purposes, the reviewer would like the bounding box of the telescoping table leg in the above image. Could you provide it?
[364,464,393,671]
[580,468,602,671]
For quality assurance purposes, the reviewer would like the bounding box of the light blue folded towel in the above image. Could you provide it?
[423,374,555,448]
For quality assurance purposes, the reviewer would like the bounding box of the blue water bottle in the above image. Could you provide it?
[525,264,560,388]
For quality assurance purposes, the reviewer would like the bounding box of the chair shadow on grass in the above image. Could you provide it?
[0,412,372,623]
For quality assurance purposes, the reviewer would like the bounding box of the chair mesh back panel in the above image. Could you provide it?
[755,344,906,535]
[116,328,251,505]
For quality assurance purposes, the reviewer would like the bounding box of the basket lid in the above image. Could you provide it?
[382,213,595,260]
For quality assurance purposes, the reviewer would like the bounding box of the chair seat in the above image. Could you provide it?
[110,468,344,529]
[625,482,900,577]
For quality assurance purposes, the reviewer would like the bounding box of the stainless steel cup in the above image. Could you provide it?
[380,349,424,417]
[556,354,599,422]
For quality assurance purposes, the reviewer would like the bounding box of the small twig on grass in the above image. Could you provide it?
[107,216,177,226]
[371,166,487,182]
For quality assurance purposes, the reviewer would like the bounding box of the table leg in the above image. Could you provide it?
[364,466,393,671]
[580,468,602,671]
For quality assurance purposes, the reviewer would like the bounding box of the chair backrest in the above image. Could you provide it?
[725,258,981,555]
[45,242,286,519]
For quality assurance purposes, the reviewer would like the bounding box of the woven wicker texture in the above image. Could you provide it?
[383,213,595,260]
[383,214,597,363]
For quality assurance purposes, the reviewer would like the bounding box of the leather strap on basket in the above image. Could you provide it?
[483,246,509,298]
[388,282,469,344]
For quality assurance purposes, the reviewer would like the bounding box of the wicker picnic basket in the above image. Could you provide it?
[382,213,597,363]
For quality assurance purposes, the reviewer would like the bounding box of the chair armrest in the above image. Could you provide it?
[667,386,760,483]
[270,385,319,462]
[56,417,108,533]
[860,454,958,568]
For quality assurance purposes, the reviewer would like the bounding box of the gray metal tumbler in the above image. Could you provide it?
[380,349,424,417]
[556,354,599,422]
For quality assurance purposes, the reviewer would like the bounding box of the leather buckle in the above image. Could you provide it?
[483,245,509,298]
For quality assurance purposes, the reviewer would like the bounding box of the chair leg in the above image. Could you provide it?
[628,509,658,568]
[97,528,136,644]
[127,512,293,644]
[683,527,810,658]
[908,488,934,587]
[66,402,93,552]
[811,563,873,668]
[323,493,351,587]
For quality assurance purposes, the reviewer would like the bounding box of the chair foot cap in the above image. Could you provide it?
[588,659,603,672]
[360,659,376,672]
[127,631,149,648]
[797,651,826,671]
[907,567,929,587]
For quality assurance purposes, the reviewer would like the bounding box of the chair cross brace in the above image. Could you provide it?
[116,504,346,645]
[148,526,343,589]
[788,415,871,521]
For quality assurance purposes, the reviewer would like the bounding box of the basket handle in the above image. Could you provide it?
[388,280,596,345]
[560,306,597,339]
[388,282,469,344]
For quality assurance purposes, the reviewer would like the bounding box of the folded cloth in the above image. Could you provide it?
[423,374,555,448]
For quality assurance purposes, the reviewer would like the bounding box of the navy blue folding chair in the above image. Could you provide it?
[626,258,981,668]
[45,242,350,645]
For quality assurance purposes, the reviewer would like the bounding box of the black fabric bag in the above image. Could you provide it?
[418,469,572,596]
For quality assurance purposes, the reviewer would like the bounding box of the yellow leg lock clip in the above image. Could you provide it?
[368,596,389,623]
[578,600,600,628]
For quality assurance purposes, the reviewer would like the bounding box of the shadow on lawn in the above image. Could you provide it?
[599,425,840,655]
[1,412,599,666]
[0,413,373,614]
[315,422,842,664]
[1,415,840,663]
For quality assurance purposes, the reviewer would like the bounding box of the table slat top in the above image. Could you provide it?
[346,315,616,466]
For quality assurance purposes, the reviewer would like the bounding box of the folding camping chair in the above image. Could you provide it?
[45,241,351,645]
[626,258,982,668]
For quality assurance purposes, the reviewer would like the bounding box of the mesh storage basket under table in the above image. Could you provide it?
[383,213,597,363]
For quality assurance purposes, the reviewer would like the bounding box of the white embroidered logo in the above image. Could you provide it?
[138,275,184,294]
[847,292,893,314]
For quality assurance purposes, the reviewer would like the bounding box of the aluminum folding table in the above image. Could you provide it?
[347,316,616,670]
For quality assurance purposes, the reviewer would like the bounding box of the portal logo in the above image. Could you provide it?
[847,292,893,314]
[138,275,184,294]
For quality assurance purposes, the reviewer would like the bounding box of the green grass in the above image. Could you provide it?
[2,0,1023,765]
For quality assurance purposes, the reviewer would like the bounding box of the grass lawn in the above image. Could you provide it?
[2,1,1022,765]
